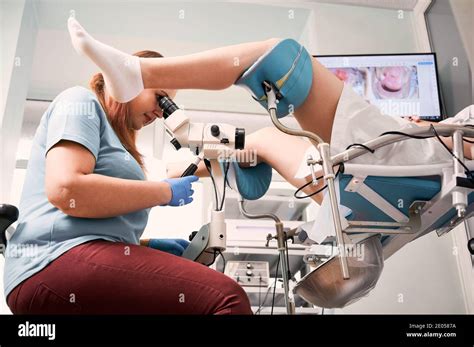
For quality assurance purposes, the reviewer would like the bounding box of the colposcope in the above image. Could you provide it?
[157,95,245,266]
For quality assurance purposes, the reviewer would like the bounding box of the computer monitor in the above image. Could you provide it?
[315,53,443,121]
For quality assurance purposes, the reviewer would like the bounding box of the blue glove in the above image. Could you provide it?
[148,238,190,256]
[162,175,198,206]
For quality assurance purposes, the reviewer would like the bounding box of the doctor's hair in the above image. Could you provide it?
[89,50,164,172]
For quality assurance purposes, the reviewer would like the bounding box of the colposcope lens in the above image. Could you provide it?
[157,96,178,118]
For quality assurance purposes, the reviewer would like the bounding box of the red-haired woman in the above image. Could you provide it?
[4,49,252,315]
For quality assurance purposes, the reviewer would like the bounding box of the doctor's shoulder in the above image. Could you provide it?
[46,86,106,121]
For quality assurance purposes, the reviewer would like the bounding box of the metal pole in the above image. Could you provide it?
[238,197,295,314]
[319,143,350,279]
[275,222,296,315]
[264,84,350,280]
[452,130,467,218]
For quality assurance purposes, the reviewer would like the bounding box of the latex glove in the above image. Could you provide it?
[148,238,190,256]
[162,175,198,206]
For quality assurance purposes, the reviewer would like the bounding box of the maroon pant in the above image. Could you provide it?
[6,240,252,314]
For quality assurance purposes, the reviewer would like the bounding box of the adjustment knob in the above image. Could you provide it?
[468,238,474,255]
[211,125,220,137]
[246,270,253,277]
[189,231,198,241]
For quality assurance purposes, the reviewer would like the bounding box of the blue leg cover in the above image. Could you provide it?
[235,38,313,118]
[219,161,272,200]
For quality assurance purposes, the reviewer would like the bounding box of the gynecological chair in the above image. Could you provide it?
[228,38,474,312]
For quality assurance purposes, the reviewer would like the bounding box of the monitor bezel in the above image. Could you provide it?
[313,52,444,122]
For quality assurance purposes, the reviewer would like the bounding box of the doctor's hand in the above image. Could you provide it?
[161,175,198,206]
[147,238,190,257]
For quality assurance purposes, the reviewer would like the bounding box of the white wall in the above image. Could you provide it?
[449,0,474,106]
[313,2,417,54]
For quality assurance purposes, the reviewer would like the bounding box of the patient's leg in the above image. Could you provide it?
[171,127,326,204]
[244,127,326,204]
[68,17,343,142]
[143,53,343,143]
[68,16,278,101]
[291,58,344,143]
[140,39,281,91]
[145,55,343,144]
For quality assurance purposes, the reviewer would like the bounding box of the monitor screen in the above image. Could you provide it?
[315,53,443,121]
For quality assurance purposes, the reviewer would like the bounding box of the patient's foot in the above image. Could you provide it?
[67,17,143,102]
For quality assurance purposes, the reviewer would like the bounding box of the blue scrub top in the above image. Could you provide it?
[4,86,151,298]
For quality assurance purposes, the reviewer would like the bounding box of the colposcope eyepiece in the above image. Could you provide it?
[157,95,183,150]
[235,128,245,150]
[157,95,178,119]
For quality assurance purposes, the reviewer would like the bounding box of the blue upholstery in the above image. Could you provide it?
[235,38,313,118]
[339,173,474,238]
[219,161,272,200]
[339,174,441,224]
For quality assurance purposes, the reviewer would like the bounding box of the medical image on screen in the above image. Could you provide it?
[319,54,441,120]
[370,66,419,100]
[328,68,367,97]
[330,66,419,101]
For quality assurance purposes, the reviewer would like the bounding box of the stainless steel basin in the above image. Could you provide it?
[294,234,384,308]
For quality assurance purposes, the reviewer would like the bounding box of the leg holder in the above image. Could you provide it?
[235,38,313,118]
[219,161,272,200]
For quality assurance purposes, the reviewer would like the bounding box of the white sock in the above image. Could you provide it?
[67,17,144,103]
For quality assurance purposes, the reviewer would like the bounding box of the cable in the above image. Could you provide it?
[284,238,292,282]
[292,123,474,200]
[378,130,433,139]
[217,249,226,273]
[219,160,230,211]
[378,127,473,165]
[379,127,474,146]
[203,250,217,267]
[340,126,474,183]
[429,125,474,183]
[294,164,343,200]
[255,239,292,315]
[254,281,275,315]
[204,159,220,211]
[271,253,280,315]
[345,143,375,153]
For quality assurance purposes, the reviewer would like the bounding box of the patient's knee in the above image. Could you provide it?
[265,37,281,48]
